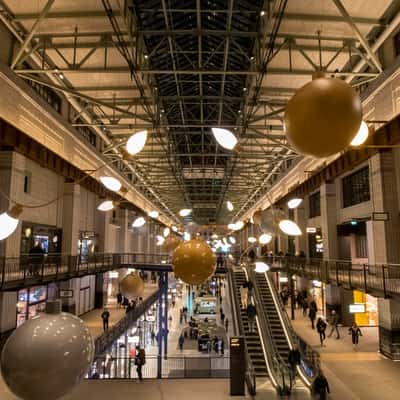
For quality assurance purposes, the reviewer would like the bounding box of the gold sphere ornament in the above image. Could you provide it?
[284,76,362,158]
[120,272,144,299]
[252,209,263,225]
[172,238,216,285]
[162,235,181,253]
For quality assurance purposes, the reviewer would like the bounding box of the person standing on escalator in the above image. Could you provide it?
[240,283,248,309]
[288,346,301,383]
[246,303,257,333]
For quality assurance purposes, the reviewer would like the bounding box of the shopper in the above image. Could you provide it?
[151,330,156,345]
[302,298,309,317]
[316,317,327,346]
[220,338,225,355]
[328,310,340,339]
[101,309,110,331]
[135,346,146,381]
[168,315,173,327]
[28,242,45,276]
[117,292,123,308]
[221,312,225,324]
[288,346,301,382]
[178,333,185,351]
[348,322,363,350]
[312,370,330,400]
[225,318,229,332]
[309,307,317,330]
[246,303,257,333]
[240,283,248,309]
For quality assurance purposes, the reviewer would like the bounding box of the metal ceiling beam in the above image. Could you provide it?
[280,12,383,26]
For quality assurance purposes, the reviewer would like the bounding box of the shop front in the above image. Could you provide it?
[20,222,62,254]
[352,290,378,326]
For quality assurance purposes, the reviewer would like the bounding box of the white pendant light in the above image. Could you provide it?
[163,227,170,237]
[222,237,228,245]
[248,236,257,243]
[100,176,122,192]
[227,223,235,230]
[179,208,192,217]
[126,130,147,155]
[183,231,191,241]
[156,235,165,246]
[226,200,234,211]
[255,262,269,273]
[279,219,302,236]
[228,236,236,244]
[287,198,303,209]
[132,216,146,228]
[97,200,114,212]
[172,225,178,232]
[259,233,272,244]
[0,205,22,241]
[233,221,244,231]
[148,210,159,218]
[211,128,238,150]
[211,234,218,239]
[350,121,369,146]
[250,216,254,224]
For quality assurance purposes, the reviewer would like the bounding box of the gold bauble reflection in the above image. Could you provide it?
[120,272,144,299]
[172,239,216,285]
[253,209,263,225]
[162,235,181,253]
[284,77,362,158]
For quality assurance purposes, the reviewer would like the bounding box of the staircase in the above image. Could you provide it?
[233,269,268,377]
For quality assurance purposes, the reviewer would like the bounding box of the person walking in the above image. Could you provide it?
[101,309,110,331]
[116,292,123,308]
[309,307,317,330]
[348,323,362,350]
[302,298,309,317]
[220,338,225,355]
[221,312,225,325]
[312,370,330,400]
[151,330,156,345]
[246,303,257,333]
[288,346,301,382]
[178,333,185,351]
[135,346,146,381]
[225,317,229,332]
[316,317,327,346]
[240,283,248,309]
[328,310,340,339]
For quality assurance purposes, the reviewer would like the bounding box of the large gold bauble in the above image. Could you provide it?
[162,235,181,253]
[120,272,144,299]
[172,239,216,285]
[253,209,263,225]
[284,77,362,158]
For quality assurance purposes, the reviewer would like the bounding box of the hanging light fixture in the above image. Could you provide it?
[163,227,170,238]
[255,262,269,273]
[228,236,236,244]
[183,232,191,241]
[100,176,122,192]
[179,208,192,217]
[350,121,369,146]
[156,235,165,246]
[248,236,257,243]
[211,128,238,150]
[227,223,235,230]
[126,130,148,155]
[259,233,272,244]
[172,225,178,232]
[148,210,159,218]
[132,216,146,228]
[97,200,114,212]
[233,221,244,230]
[226,200,234,211]
[211,234,218,239]
[287,198,303,209]
[279,220,302,236]
[0,205,22,241]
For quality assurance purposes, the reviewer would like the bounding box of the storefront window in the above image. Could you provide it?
[17,285,48,327]
[353,290,378,326]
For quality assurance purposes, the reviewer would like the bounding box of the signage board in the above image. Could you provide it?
[60,290,73,298]
[306,227,317,233]
[349,303,366,313]
[372,212,389,221]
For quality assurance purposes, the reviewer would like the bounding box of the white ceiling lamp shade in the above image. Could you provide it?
[97,200,114,212]
[227,223,235,230]
[287,198,303,209]
[255,262,270,273]
[259,233,272,244]
[279,220,302,236]
[228,236,236,244]
[226,200,234,211]
[132,217,146,228]
[148,210,159,218]
[350,121,369,146]
[211,128,238,150]
[172,225,178,232]
[100,176,122,192]
[179,208,192,217]
[163,227,170,238]
[156,235,165,246]
[183,232,191,241]
[233,221,244,230]
[248,236,257,243]
[126,130,148,155]
[0,205,22,241]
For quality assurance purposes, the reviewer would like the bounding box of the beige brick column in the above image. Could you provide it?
[294,204,307,254]
[320,182,338,260]
[61,182,80,255]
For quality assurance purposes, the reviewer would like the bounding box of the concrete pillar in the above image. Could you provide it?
[294,205,307,254]
[378,298,400,359]
[61,182,80,255]
[0,292,18,333]
[320,182,338,260]
[117,208,129,253]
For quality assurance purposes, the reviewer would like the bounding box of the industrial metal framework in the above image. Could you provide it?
[0,0,398,225]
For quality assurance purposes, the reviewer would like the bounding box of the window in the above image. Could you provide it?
[309,191,321,218]
[23,174,31,193]
[342,167,370,208]
[26,79,61,113]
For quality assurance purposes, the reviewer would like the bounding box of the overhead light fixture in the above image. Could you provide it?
[148,210,159,218]
[163,227,170,237]
[222,237,228,245]
[233,221,244,230]
[228,236,236,244]
[132,217,146,228]
[172,225,178,232]
[255,262,269,273]
[226,201,234,211]
[179,208,192,217]
[156,235,165,246]
[126,130,148,155]
[279,220,302,236]
[260,10,265,16]
[250,216,254,224]
[97,200,114,212]
[259,233,272,244]
[287,198,303,209]
[248,236,257,243]
[211,128,238,150]
[211,234,218,239]
[183,232,191,241]
[227,223,235,230]
[0,205,22,241]
[100,176,122,192]
[350,121,369,146]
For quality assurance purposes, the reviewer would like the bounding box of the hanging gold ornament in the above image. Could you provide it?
[120,272,144,298]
